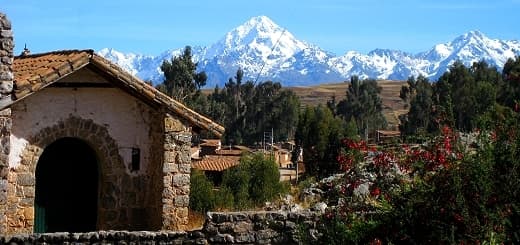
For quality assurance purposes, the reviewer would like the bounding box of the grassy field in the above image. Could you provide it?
[285,80,408,129]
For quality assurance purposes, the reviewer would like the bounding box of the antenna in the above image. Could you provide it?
[253,29,286,85]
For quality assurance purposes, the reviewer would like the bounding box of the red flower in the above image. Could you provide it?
[453,213,464,223]
[370,238,382,245]
[370,187,381,197]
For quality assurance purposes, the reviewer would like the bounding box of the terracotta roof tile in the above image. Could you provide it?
[215,149,243,156]
[9,50,225,137]
[192,155,241,171]
[200,139,221,147]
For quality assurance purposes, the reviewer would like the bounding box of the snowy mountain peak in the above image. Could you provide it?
[238,15,280,35]
[451,30,489,47]
[208,15,307,58]
[98,16,520,87]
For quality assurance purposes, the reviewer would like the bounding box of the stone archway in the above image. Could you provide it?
[6,116,126,233]
[34,137,98,233]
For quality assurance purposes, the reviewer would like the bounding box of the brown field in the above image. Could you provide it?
[202,80,409,129]
[285,80,408,129]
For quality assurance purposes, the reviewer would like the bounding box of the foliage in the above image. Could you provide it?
[214,186,235,211]
[158,46,207,104]
[399,75,435,136]
[294,105,349,178]
[189,169,215,213]
[194,69,300,146]
[221,153,286,209]
[402,60,503,137]
[191,153,287,211]
[498,56,520,109]
[314,110,520,243]
[221,160,251,209]
[336,76,387,139]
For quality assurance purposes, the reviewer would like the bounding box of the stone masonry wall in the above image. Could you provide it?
[1,211,320,244]
[0,12,13,107]
[5,115,163,234]
[161,114,192,231]
[0,12,14,235]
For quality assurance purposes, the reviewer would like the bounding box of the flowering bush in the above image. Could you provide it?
[313,115,520,244]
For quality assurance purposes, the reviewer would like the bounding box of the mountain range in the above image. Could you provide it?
[98,16,520,87]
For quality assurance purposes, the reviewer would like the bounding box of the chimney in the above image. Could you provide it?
[0,13,14,107]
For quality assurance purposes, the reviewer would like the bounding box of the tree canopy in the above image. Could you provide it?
[158,46,207,105]
[400,58,517,137]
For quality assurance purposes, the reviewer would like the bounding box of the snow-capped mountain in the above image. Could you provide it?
[98,16,520,87]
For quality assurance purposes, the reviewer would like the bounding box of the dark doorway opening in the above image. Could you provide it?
[34,137,99,233]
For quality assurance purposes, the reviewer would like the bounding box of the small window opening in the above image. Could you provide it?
[131,148,140,171]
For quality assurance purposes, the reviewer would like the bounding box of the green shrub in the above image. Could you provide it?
[221,162,251,209]
[220,153,286,209]
[189,169,215,213]
[245,154,283,205]
[214,186,234,211]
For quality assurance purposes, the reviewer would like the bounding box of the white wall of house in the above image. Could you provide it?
[8,69,155,175]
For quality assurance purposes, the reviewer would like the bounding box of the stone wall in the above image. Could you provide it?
[0,12,13,107]
[1,211,320,244]
[0,12,13,235]
[161,114,192,231]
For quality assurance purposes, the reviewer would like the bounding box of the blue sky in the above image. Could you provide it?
[2,0,519,56]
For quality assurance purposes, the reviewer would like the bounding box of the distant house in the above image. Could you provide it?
[376,130,401,144]
[192,139,305,184]
[191,140,245,185]
[271,144,304,182]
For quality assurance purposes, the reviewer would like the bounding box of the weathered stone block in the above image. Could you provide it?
[267,211,287,221]
[164,117,185,132]
[0,30,12,39]
[218,222,234,234]
[174,195,189,207]
[15,173,34,186]
[175,185,190,195]
[209,212,232,223]
[233,221,254,233]
[172,174,190,187]
[0,80,12,94]
[178,163,191,174]
[232,213,249,222]
[234,232,256,243]
[209,233,234,244]
[163,162,178,173]
[23,207,33,220]
[164,151,176,164]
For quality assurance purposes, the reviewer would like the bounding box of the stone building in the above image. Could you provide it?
[0,13,224,234]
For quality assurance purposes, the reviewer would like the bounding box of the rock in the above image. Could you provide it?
[311,202,327,213]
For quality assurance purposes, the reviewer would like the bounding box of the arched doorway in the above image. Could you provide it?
[34,137,99,233]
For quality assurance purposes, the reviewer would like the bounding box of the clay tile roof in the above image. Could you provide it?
[192,155,241,171]
[9,49,224,137]
[215,149,243,156]
[200,139,221,147]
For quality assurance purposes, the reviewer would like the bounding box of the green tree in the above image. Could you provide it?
[399,76,419,108]
[189,169,215,213]
[159,46,207,104]
[337,76,386,140]
[220,153,285,209]
[432,60,500,132]
[243,154,283,205]
[400,75,435,136]
[221,162,251,209]
[498,56,520,108]
[295,105,347,177]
